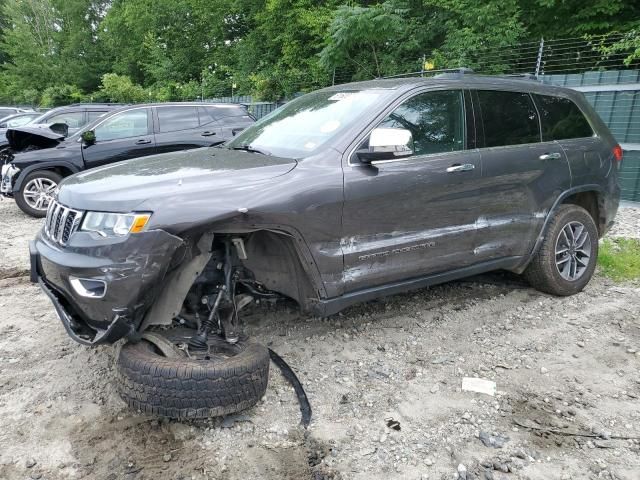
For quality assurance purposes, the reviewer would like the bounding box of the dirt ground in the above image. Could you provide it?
[0,198,639,480]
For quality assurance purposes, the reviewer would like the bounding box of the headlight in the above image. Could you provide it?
[80,212,151,237]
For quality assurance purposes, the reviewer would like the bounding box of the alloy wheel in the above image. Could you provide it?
[22,177,57,211]
[555,220,591,281]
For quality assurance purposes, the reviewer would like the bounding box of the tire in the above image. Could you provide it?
[116,330,270,419]
[15,170,62,218]
[524,204,599,296]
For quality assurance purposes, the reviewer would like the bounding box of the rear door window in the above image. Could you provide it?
[533,94,593,141]
[157,106,200,133]
[476,90,540,147]
[378,89,465,156]
[87,110,108,123]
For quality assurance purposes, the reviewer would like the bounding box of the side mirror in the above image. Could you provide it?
[356,127,414,163]
[49,122,69,137]
[81,130,96,145]
[0,123,6,129]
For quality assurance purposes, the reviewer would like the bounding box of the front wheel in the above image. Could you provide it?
[15,170,62,217]
[524,204,599,296]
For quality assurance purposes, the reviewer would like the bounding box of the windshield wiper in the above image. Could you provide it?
[230,144,271,156]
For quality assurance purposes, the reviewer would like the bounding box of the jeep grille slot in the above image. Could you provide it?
[44,200,83,245]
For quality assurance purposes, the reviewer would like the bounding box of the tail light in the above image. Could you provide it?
[613,144,623,163]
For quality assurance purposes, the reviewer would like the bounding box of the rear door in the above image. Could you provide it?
[532,94,609,187]
[81,107,156,169]
[342,89,484,292]
[471,89,571,261]
[154,105,215,154]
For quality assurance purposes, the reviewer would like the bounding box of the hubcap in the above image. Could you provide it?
[555,221,591,281]
[23,177,57,211]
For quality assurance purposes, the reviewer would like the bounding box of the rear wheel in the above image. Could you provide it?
[524,204,598,296]
[15,170,61,217]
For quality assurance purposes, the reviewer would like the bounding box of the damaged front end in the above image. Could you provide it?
[31,224,185,345]
[33,216,285,348]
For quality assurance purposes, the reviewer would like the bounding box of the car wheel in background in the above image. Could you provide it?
[524,204,599,296]
[15,170,61,218]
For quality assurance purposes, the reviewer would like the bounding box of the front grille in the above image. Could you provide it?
[44,200,83,246]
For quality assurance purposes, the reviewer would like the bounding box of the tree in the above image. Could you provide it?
[320,2,407,79]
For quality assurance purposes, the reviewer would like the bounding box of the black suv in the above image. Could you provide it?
[30,74,620,419]
[2,102,254,216]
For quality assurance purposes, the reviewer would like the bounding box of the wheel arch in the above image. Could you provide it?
[515,185,604,274]
[13,162,80,192]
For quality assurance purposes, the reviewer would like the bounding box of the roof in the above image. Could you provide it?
[320,73,575,97]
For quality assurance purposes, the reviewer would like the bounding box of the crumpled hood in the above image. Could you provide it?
[6,123,68,150]
[57,147,298,223]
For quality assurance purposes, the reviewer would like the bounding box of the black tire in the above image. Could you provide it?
[116,332,270,419]
[15,170,62,218]
[524,204,599,296]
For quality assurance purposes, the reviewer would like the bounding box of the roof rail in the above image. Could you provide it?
[498,73,540,81]
[381,67,474,79]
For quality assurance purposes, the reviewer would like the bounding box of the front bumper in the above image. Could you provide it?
[31,228,183,346]
[0,163,18,196]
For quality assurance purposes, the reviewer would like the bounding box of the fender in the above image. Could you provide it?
[12,161,81,193]
[515,184,605,273]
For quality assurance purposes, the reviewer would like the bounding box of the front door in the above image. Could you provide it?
[82,108,156,169]
[342,89,485,292]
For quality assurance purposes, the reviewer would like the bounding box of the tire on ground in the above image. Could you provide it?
[116,336,270,419]
[15,170,62,218]
[524,204,599,296]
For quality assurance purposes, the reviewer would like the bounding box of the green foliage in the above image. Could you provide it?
[99,74,147,103]
[598,238,640,282]
[40,84,85,107]
[320,2,407,78]
[0,0,638,104]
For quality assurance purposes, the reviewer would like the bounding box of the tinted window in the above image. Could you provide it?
[94,109,149,141]
[477,91,540,147]
[379,90,464,156]
[533,94,593,141]
[87,110,108,123]
[157,106,199,133]
[46,111,85,128]
[204,105,248,121]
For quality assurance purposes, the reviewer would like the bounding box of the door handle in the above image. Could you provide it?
[135,139,152,145]
[539,152,562,161]
[446,163,475,173]
[201,131,216,137]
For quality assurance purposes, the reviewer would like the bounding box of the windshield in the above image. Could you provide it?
[227,89,387,158]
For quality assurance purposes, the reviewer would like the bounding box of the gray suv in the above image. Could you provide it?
[30,74,621,419]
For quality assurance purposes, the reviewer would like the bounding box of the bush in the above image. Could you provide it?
[40,84,85,107]
[99,73,147,103]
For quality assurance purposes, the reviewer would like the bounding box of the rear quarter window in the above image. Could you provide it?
[476,90,541,147]
[533,94,593,141]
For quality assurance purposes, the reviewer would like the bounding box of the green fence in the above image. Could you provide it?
[543,70,640,202]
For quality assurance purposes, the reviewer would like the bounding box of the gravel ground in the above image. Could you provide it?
[0,199,639,480]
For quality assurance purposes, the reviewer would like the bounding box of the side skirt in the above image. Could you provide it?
[313,256,525,317]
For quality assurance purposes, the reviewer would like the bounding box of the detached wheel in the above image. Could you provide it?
[524,204,598,296]
[15,170,61,217]
[116,329,270,419]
